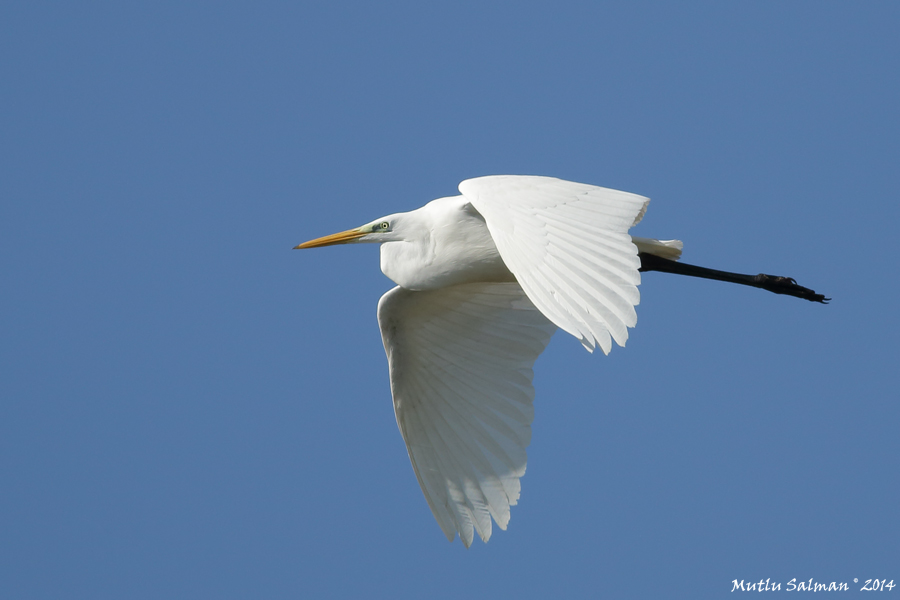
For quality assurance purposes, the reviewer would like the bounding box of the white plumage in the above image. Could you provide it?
[460,176,652,352]
[377,283,555,547]
[296,175,681,546]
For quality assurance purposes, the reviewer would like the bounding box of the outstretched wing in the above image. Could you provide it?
[377,282,556,547]
[460,175,649,353]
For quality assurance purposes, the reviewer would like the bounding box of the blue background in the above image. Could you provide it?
[2,2,898,598]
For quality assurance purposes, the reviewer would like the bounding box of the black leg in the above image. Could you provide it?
[638,253,829,304]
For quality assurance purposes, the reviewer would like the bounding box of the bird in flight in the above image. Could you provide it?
[294,175,826,547]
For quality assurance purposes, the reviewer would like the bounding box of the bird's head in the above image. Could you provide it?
[294,215,406,249]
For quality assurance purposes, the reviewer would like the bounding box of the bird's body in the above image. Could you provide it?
[295,175,826,547]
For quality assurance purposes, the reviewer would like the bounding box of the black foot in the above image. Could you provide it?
[753,274,830,304]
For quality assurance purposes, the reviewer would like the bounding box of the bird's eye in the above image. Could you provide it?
[380,222,390,230]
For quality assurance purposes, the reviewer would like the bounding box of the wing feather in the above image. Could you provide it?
[377,282,556,546]
[460,175,648,352]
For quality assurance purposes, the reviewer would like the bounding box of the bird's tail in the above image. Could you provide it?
[631,236,683,261]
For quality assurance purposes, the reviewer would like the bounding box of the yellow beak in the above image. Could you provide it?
[293,227,368,249]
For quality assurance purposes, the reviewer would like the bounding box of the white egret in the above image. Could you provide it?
[295,175,826,547]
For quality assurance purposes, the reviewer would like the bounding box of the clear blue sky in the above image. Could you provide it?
[2,2,898,598]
